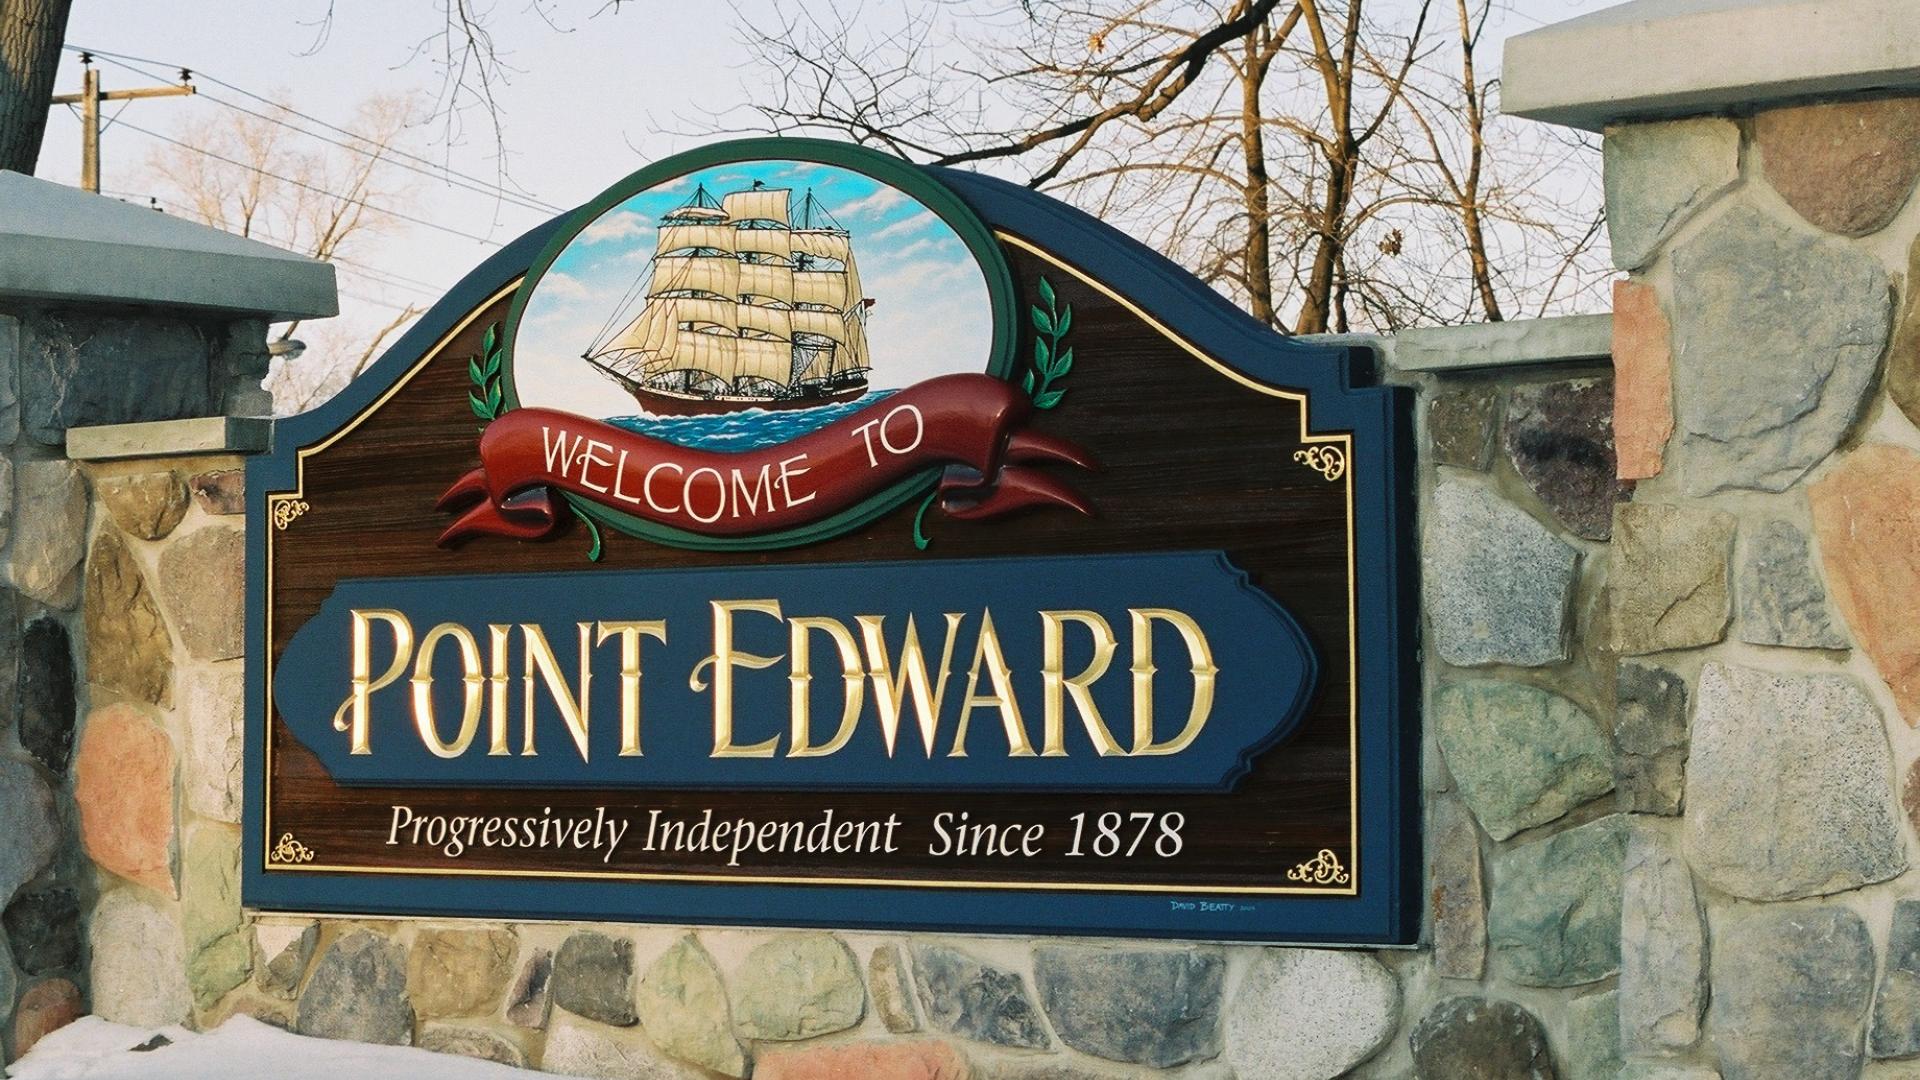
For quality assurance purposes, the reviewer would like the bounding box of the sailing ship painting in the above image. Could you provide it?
[511,157,996,450]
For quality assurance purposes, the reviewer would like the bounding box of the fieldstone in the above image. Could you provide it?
[553,930,636,1027]
[1738,519,1847,649]
[1409,996,1554,1080]
[97,471,189,540]
[542,1014,698,1080]
[255,922,318,999]
[0,590,16,730]
[4,888,80,975]
[1618,1067,1720,1080]
[13,977,84,1057]
[1423,481,1579,668]
[1756,98,1920,236]
[73,703,175,896]
[1564,990,1621,1080]
[1711,906,1873,1080]
[756,1041,970,1080]
[732,932,864,1041]
[1870,900,1920,1057]
[408,928,515,1019]
[1812,444,1920,723]
[0,932,15,1022]
[17,617,77,774]
[912,942,1049,1050]
[294,930,414,1046]
[0,316,18,443]
[1619,827,1704,1054]
[188,928,252,1009]
[870,943,919,1032]
[1890,235,1920,429]
[182,824,241,957]
[1487,815,1626,987]
[182,665,244,822]
[0,756,58,908]
[635,934,746,1076]
[19,311,220,443]
[83,529,172,705]
[157,526,244,661]
[1614,662,1688,815]
[1430,387,1498,470]
[1435,681,1611,841]
[1671,203,1889,494]
[1612,279,1674,480]
[10,460,87,607]
[1430,795,1486,980]
[189,469,245,515]
[1503,378,1623,540]
[418,1025,525,1067]
[1608,503,1733,654]
[504,945,553,1028]
[89,888,189,1027]
[1603,117,1740,269]
[1033,943,1223,1067]
[1226,948,1398,1079]
[1684,662,1905,900]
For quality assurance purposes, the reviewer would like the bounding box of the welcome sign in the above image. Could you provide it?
[244,139,1418,943]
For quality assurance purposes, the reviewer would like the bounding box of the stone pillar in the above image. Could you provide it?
[1508,2,1920,1077]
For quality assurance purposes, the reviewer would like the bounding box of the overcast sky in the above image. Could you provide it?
[36,0,1617,403]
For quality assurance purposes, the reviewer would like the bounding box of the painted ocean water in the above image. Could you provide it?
[604,389,899,452]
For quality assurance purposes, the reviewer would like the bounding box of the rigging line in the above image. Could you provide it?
[340,287,427,311]
[112,118,507,247]
[66,44,568,215]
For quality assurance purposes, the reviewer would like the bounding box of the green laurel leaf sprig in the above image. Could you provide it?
[1027,276,1072,409]
[467,322,506,421]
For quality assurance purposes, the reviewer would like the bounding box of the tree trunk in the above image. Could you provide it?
[1240,30,1276,328]
[0,0,73,174]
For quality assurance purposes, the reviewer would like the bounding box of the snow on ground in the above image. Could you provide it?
[5,1016,581,1079]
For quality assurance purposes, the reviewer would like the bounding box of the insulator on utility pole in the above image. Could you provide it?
[48,53,195,194]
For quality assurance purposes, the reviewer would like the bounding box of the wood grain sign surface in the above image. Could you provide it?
[243,140,1418,943]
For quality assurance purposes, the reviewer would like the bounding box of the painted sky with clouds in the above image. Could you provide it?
[512,160,995,418]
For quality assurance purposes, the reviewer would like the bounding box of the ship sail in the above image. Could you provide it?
[583,180,876,414]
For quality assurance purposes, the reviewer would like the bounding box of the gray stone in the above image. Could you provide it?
[1503,377,1623,540]
[83,529,172,705]
[19,310,218,445]
[1870,899,1920,1057]
[97,471,189,541]
[1225,948,1399,1079]
[10,460,87,607]
[1435,680,1612,841]
[1488,815,1626,987]
[505,946,553,1028]
[1409,996,1555,1080]
[255,922,319,999]
[1614,662,1688,816]
[1564,990,1621,1080]
[543,1014,697,1080]
[0,756,58,910]
[1739,519,1847,649]
[0,315,19,443]
[1431,796,1486,981]
[418,1025,525,1067]
[1430,387,1499,470]
[869,943,919,1032]
[731,932,863,1041]
[90,888,190,1028]
[1619,826,1704,1055]
[635,935,746,1077]
[0,590,16,731]
[1604,118,1741,270]
[1423,481,1579,668]
[1618,1065,1721,1080]
[18,617,77,774]
[189,469,245,515]
[553,930,636,1027]
[157,526,245,661]
[912,942,1050,1050]
[1609,503,1734,655]
[183,665,244,822]
[1034,943,1224,1067]
[4,888,81,974]
[294,929,414,1045]
[1711,905,1873,1080]
[1684,662,1905,900]
[0,931,15,1024]
[1671,203,1890,494]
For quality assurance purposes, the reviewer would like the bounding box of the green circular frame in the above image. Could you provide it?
[501,137,1020,552]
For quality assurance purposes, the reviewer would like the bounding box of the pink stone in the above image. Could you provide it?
[1811,443,1920,724]
[1612,279,1673,481]
[13,978,84,1057]
[73,704,176,896]
[1755,98,1920,237]
[754,1041,971,1080]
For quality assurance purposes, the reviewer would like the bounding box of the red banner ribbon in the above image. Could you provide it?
[437,373,1095,545]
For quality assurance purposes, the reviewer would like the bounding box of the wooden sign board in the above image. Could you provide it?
[244,139,1419,943]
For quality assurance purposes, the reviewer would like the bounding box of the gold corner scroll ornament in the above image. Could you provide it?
[1286,848,1350,886]
[267,833,316,865]
[271,499,310,531]
[1293,446,1347,482]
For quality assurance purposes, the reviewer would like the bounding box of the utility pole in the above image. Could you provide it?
[48,52,194,193]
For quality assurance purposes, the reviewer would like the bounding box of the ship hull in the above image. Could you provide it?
[630,380,868,416]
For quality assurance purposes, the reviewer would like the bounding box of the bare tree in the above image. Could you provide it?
[0,0,72,171]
